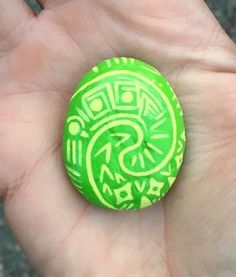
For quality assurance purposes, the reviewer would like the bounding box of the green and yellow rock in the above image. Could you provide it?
[63,57,186,210]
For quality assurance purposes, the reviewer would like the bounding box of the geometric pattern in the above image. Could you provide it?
[63,57,186,210]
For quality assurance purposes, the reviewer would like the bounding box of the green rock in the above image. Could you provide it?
[63,57,186,210]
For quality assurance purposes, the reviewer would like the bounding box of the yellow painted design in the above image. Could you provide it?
[144,149,155,163]
[161,164,172,176]
[135,181,146,192]
[95,143,112,164]
[122,91,133,103]
[151,133,169,140]
[168,177,176,187]
[72,140,77,164]
[114,58,120,64]
[78,140,82,166]
[147,178,164,197]
[121,57,128,64]
[63,57,185,210]
[103,183,113,195]
[175,155,183,168]
[69,122,80,136]
[150,118,167,131]
[99,164,114,182]
[92,66,99,73]
[140,196,152,208]
[115,173,126,184]
[67,115,85,128]
[147,143,163,155]
[66,165,80,178]
[139,153,145,169]
[66,139,71,162]
[131,155,138,167]
[111,133,131,148]
[114,182,134,205]
[90,98,103,112]
[81,130,89,138]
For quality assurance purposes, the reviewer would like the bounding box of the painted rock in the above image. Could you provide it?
[63,57,186,210]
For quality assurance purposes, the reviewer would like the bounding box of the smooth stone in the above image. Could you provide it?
[63,57,186,210]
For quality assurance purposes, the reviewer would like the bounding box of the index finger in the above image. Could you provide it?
[0,1,34,50]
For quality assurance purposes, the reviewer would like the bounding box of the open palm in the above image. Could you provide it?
[0,0,236,276]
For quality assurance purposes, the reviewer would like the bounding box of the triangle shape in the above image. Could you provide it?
[95,143,112,164]
[115,173,125,184]
[100,164,114,182]
[112,133,131,147]
[168,177,176,187]
[140,196,152,209]
[135,181,146,192]
[103,183,113,195]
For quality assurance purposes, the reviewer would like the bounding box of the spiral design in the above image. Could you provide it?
[63,57,186,210]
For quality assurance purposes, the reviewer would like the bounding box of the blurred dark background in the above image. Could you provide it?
[0,0,236,276]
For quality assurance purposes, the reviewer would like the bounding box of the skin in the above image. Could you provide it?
[0,0,236,276]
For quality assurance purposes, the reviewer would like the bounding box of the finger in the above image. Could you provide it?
[96,0,232,73]
[0,1,34,41]
[4,152,87,270]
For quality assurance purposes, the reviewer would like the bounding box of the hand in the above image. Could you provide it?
[0,0,236,276]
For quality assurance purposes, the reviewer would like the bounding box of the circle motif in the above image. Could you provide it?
[122,91,133,103]
[69,122,80,136]
[90,98,103,112]
[63,57,186,210]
